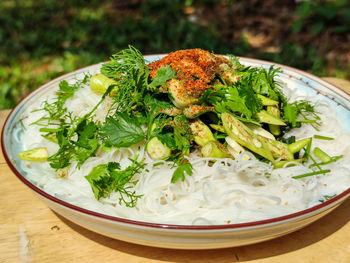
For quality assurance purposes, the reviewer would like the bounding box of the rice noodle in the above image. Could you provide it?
[18,74,350,225]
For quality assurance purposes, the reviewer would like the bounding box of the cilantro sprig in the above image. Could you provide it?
[31,75,90,127]
[100,112,145,148]
[85,157,144,207]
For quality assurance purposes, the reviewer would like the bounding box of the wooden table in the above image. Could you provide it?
[1,78,350,263]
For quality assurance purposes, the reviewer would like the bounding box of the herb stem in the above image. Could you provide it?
[313,135,334,141]
[292,169,330,179]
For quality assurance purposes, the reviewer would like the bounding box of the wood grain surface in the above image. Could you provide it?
[1,78,350,263]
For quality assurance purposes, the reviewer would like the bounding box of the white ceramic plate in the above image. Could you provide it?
[2,55,350,249]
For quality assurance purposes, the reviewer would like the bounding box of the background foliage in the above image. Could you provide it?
[1,0,349,109]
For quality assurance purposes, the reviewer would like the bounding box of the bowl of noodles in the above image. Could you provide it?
[2,48,350,249]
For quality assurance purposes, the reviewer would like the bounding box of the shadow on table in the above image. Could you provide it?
[56,197,350,262]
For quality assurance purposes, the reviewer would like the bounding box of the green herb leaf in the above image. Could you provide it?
[149,65,177,91]
[171,162,193,183]
[173,115,192,152]
[32,75,89,126]
[73,119,99,167]
[101,46,146,79]
[101,112,145,147]
[101,46,150,112]
[85,158,144,207]
[216,86,254,118]
[283,100,320,129]
[157,132,177,150]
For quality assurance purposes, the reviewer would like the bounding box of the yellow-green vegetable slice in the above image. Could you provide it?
[246,123,275,140]
[255,110,286,126]
[201,141,231,158]
[274,159,304,168]
[209,124,226,133]
[190,119,215,147]
[19,147,48,162]
[90,74,118,95]
[288,138,312,154]
[146,137,171,160]
[257,94,279,106]
[222,112,274,162]
[267,105,281,136]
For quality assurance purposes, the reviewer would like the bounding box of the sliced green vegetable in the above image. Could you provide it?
[292,169,330,179]
[273,159,304,169]
[201,141,231,158]
[313,147,331,162]
[147,137,171,160]
[267,105,281,136]
[159,107,182,116]
[257,94,279,106]
[313,135,334,141]
[183,105,214,119]
[288,138,312,154]
[255,110,286,126]
[222,112,274,161]
[90,74,117,95]
[225,136,248,159]
[263,138,294,160]
[168,79,198,108]
[309,155,343,168]
[209,124,226,133]
[57,167,69,178]
[19,147,49,162]
[246,123,275,140]
[190,119,215,147]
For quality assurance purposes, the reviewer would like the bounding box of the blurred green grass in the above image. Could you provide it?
[1,0,349,109]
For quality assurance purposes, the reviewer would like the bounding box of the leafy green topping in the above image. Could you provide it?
[101,46,149,112]
[149,65,177,91]
[100,112,145,148]
[73,120,99,167]
[32,75,89,126]
[85,158,144,207]
[157,132,177,150]
[143,94,173,139]
[38,81,113,170]
[101,45,146,79]
[283,100,320,128]
[173,115,192,153]
[47,117,99,169]
[235,66,284,101]
[201,84,262,121]
[171,162,193,183]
